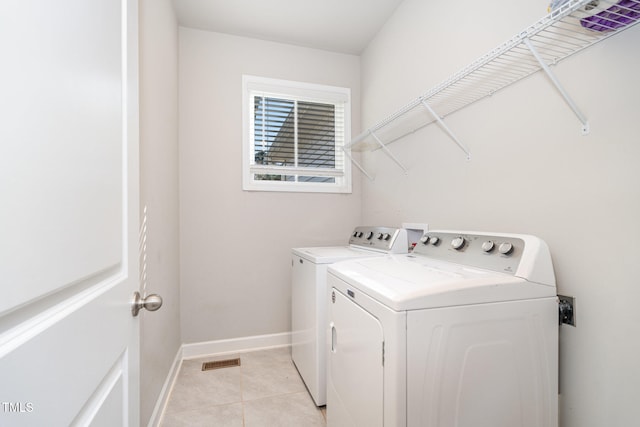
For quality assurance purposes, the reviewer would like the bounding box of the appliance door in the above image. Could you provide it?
[327,288,384,427]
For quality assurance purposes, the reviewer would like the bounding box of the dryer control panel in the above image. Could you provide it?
[413,230,555,285]
[349,226,408,254]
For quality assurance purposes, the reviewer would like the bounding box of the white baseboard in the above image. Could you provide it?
[181,331,291,360]
[146,346,183,427]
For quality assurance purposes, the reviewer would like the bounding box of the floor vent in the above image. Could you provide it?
[201,358,241,371]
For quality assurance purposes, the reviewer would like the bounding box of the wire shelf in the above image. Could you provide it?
[345,0,640,176]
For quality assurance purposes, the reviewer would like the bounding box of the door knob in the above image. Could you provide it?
[132,291,163,317]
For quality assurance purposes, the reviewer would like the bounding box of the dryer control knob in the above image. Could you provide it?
[365,231,374,240]
[482,241,495,252]
[383,233,391,241]
[376,232,384,240]
[420,236,430,245]
[429,236,440,245]
[451,236,466,250]
[499,242,514,255]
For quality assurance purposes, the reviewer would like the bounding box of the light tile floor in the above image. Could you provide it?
[159,347,326,427]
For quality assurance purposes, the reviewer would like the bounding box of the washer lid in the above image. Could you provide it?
[328,254,557,311]
[292,245,383,264]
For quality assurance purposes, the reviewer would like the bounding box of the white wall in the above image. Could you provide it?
[139,0,181,424]
[360,0,640,426]
[178,28,361,344]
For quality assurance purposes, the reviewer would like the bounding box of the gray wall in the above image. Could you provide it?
[139,0,181,424]
[178,28,362,344]
[360,0,640,426]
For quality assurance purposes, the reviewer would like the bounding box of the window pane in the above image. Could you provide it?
[254,97,295,167]
[254,174,295,182]
[298,101,335,168]
[298,176,336,183]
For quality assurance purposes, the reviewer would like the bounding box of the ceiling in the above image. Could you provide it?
[172,0,405,54]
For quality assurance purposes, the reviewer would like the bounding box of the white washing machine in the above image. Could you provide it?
[327,230,558,427]
[291,226,411,406]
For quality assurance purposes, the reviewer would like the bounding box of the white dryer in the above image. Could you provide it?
[327,230,558,427]
[292,226,410,406]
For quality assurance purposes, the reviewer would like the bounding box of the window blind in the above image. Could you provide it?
[242,75,351,193]
[250,95,345,183]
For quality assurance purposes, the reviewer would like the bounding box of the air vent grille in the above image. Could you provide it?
[201,358,241,371]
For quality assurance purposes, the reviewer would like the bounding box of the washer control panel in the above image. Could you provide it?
[414,231,525,275]
[348,226,408,253]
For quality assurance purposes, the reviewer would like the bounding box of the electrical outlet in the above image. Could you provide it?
[558,295,575,326]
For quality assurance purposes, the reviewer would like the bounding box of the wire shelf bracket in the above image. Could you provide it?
[343,129,408,181]
[523,37,590,135]
[343,147,374,181]
[345,0,640,178]
[420,100,471,160]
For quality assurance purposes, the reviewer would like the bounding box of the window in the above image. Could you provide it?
[242,75,351,193]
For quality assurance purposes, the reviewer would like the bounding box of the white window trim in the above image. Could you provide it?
[242,75,352,193]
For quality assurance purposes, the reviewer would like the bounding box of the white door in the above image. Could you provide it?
[0,1,140,426]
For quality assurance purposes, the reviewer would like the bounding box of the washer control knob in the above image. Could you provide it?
[451,236,466,250]
[357,232,363,238]
[482,240,495,252]
[352,231,358,237]
[376,232,384,240]
[420,236,430,245]
[429,236,440,245]
[365,231,374,240]
[498,242,514,255]
[383,233,391,241]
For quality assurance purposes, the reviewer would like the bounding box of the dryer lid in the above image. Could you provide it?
[328,254,557,311]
